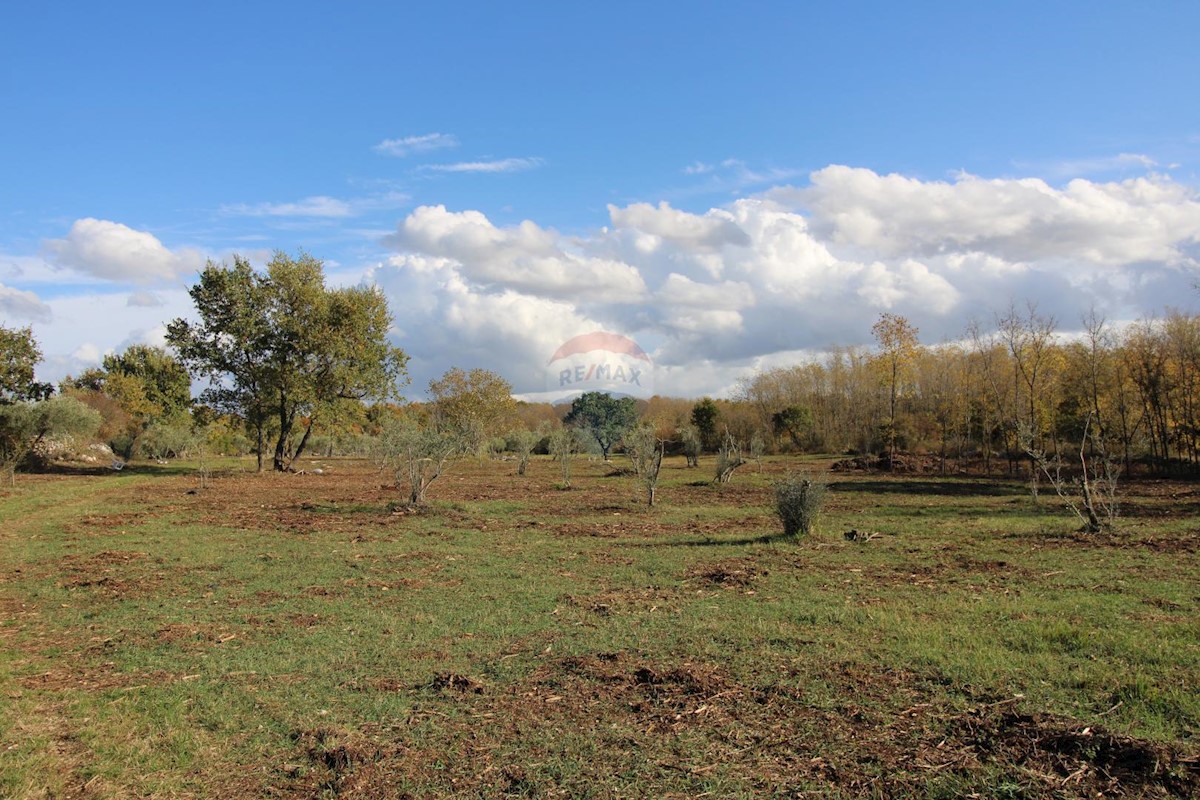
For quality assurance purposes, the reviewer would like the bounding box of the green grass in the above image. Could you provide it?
[0,456,1196,798]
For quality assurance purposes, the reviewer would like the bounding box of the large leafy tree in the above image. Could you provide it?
[565,390,637,460]
[772,404,813,450]
[1,325,53,403]
[168,252,408,471]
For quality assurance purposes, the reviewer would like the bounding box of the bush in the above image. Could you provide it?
[1,395,102,482]
[203,418,252,456]
[774,472,827,539]
[713,431,747,484]
[136,417,199,460]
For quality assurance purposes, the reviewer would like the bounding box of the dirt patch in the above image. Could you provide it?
[301,585,344,598]
[685,557,765,589]
[550,521,624,539]
[526,652,739,735]
[1016,528,1200,554]
[428,672,485,694]
[67,513,150,534]
[286,727,384,798]
[52,550,164,599]
[17,662,131,693]
[949,704,1199,798]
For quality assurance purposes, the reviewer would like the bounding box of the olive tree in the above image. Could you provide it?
[379,417,465,506]
[0,396,101,485]
[678,422,702,467]
[1,326,98,483]
[548,425,580,488]
[713,430,748,484]
[507,422,549,476]
[623,423,665,506]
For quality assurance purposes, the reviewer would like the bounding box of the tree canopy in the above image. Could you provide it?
[102,345,192,421]
[772,404,813,450]
[428,367,515,453]
[61,344,193,457]
[1,325,53,403]
[871,313,921,465]
[691,397,720,450]
[167,251,409,471]
[565,391,637,460]
[0,327,100,483]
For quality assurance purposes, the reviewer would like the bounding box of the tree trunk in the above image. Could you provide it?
[254,422,265,473]
[287,418,315,471]
[273,399,296,472]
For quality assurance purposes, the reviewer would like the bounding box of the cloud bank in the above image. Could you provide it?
[374,167,1200,397]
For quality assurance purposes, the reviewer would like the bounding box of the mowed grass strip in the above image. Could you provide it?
[1,456,1196,798]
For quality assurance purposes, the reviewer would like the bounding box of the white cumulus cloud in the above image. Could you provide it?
[786,165,1200,266]
[42,219,205,285]
[387,205,647,303]
[609,202,749,252]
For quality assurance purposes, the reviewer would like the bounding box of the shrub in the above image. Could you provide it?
[548,426,579,488]
[622,423,664,505]
[775,472,827,539]
[678,422,702,467]
[1,396,102,483]
[713,430,746,484]
[378,419,465,506]
[136,417,200,460]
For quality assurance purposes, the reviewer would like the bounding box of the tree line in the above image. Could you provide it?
[3,251,1199,487]
[739,304,1200,476]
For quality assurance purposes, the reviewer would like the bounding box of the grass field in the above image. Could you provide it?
[1,455,1197,799]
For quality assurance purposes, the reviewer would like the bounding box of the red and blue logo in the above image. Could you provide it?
[546,331,654,399]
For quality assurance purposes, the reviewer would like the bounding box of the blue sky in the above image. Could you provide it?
[3,2,1199,398]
